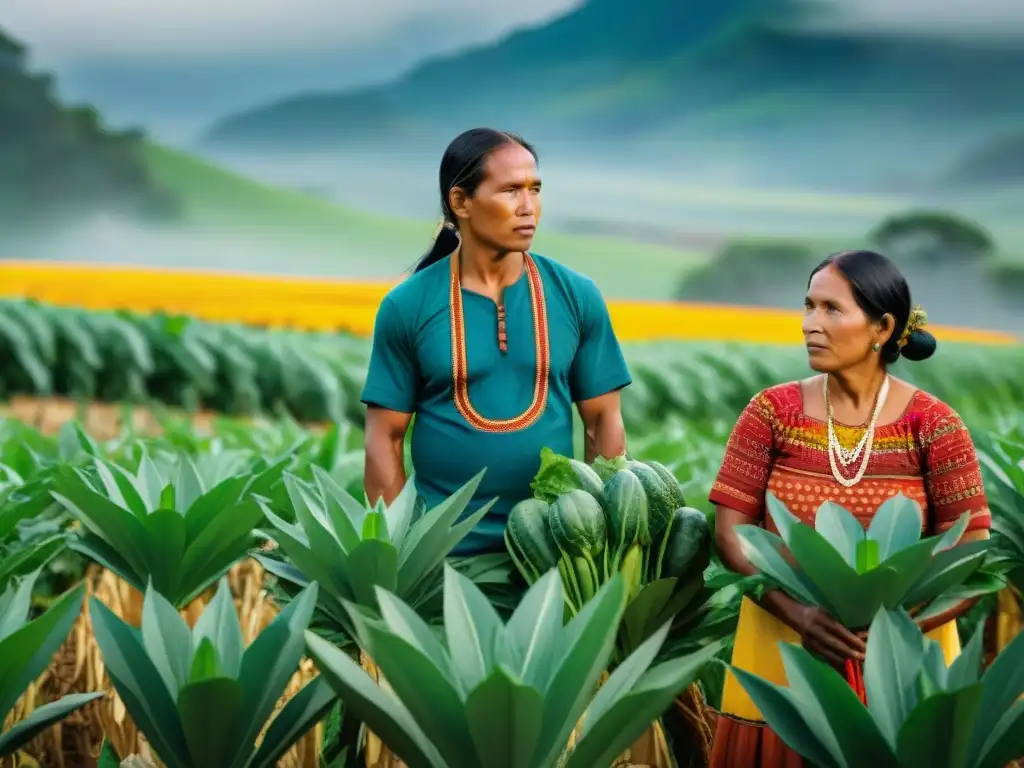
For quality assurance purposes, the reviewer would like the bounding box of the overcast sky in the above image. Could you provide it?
[5,0,1023,65]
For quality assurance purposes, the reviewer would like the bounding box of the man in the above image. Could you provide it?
[361,127,630,555]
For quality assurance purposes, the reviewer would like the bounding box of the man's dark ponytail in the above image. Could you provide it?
[414,222,460,273]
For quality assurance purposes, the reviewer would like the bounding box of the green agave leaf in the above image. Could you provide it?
[975,699,1024,768]
[764,492,802,540]
[532,574,628,768]
[876,539,944,608]
[383,475,419,551]
[946,621,985,690]
[68,534,146,594]
[0,692,104,757]
[348,540,399,608]
[866,495,924,562]
[932,513,972,554]
[182,475,250,543]
[862,608,926,749]
[729,666,841,768]
[358,621,475,768]
[903,540,992,606]
[178,677,246,768]
[234,582,320,755]
[505,569,564,690]
[177,499,265,601]
[375,589,460,694]
[464,665,544,768]
[732,525,829,609]
[566,639,725,768]
[971,621,1024,766]
[814,502,864,568]
[191,579,244,680]
[303,630,443,768]
[247,676,337,768]
[779,643,896,767]
[442,564,505,693]
[51,482,150,580]
[142,508,187,601]
[0,569,36,642]
[894,685,984,768]
[0,582,87,722]
[309,465,364,552]
[140,581,193,700]
[89,597,192,766]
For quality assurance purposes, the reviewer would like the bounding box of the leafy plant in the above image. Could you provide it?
[50,452,282,607]
[0,570,103,756]
[731,606,1024,768]
[89,578,336,768]
[734,493,994,629]
[305,565,724,768]
[256,469,496,644]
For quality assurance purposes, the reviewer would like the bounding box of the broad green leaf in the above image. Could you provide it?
[178,677,245,768]
[375,590,458,689]
[567,640,725,768]
[506,569,562,689]
[903,541,991,606]
[867,495,924,562]
[932,513,971,554]
[383,475,419,550]
[0,571,36,642]
[68,535,145,594]
[814,502,864,568]
[975,699,1024,768]
[971,624,1024,765]
[190,638,224,682]
[533,575,627,768]
[397,471,486,574]
[303,631,443,768]
[89,597,192,766]
[174,457,206,514]
[0,692,104,757]
[177,498,264,602]
[182,476,250,543]
[618,578,676,656]
[140,582,193,700]
[729,667,845,768]
[247,676,338,768]
[786,524,866,627]
[863,608,926,748]
[51,484,150,579]
[465,666,544,768]
[359,623,474,768]
[765,492,802,539]
[234,583,319,757]
[780,643,896,767]
[946,619,985,690]
[191,580,244,680]
[443,564,504,693]
[0,582,86,721]
[733,526,827,608]
[143,508,187,600]
[348,540,398,609]
[895,685,984,768]
[310,465,364,552]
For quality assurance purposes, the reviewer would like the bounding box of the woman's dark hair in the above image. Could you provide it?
[809,249,937,364]
[413,128,537,272]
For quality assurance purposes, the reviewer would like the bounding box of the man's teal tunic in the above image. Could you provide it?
[360,252,631,555]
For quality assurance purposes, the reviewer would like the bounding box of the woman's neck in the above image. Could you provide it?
[827,365,888,411]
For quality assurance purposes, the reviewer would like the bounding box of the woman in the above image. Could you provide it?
[709,249,991,767]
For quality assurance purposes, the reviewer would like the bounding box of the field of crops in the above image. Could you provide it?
[0,297,1022,767]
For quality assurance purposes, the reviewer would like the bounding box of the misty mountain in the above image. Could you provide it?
[200,0,1024,181]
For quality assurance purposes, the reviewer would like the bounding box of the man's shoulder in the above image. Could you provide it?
[381,259,448,311]
[531,253,602,303]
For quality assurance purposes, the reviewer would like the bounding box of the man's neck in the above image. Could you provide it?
[458,238,526,294]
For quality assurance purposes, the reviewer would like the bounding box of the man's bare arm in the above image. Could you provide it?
[364,406,413,506]
[576,390,627,463]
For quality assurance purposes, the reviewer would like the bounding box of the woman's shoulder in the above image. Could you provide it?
[746,381,804,420]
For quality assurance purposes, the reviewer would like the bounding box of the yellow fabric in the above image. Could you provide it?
[720,597,961,721]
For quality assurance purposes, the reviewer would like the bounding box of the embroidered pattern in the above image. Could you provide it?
[449,251,550,432]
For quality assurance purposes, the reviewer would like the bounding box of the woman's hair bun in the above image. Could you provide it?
[900,329,937,362]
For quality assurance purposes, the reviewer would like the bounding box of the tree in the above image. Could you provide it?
[868,210,995,263]
[0,28,181,245]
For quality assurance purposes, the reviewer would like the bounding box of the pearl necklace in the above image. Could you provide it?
[825,374,889,488]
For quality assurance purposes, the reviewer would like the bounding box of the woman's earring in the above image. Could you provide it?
[872,342,881,352]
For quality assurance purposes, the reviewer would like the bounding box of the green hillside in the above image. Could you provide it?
[144,144,708,295]
[201,0,1024,165]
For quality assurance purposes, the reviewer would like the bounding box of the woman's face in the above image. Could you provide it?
[802,264,892,373]
[450,142,542,253]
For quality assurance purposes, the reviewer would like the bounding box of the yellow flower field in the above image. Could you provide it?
[0,261,1016,346]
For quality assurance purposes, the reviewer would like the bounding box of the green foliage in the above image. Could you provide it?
[869,210,996,262]
[0,30,180,241]
[673,239,818,303]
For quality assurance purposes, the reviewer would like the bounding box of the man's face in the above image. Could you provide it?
[456,142,542,253]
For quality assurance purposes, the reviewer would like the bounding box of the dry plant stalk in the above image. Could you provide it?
[12,560,323,768]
